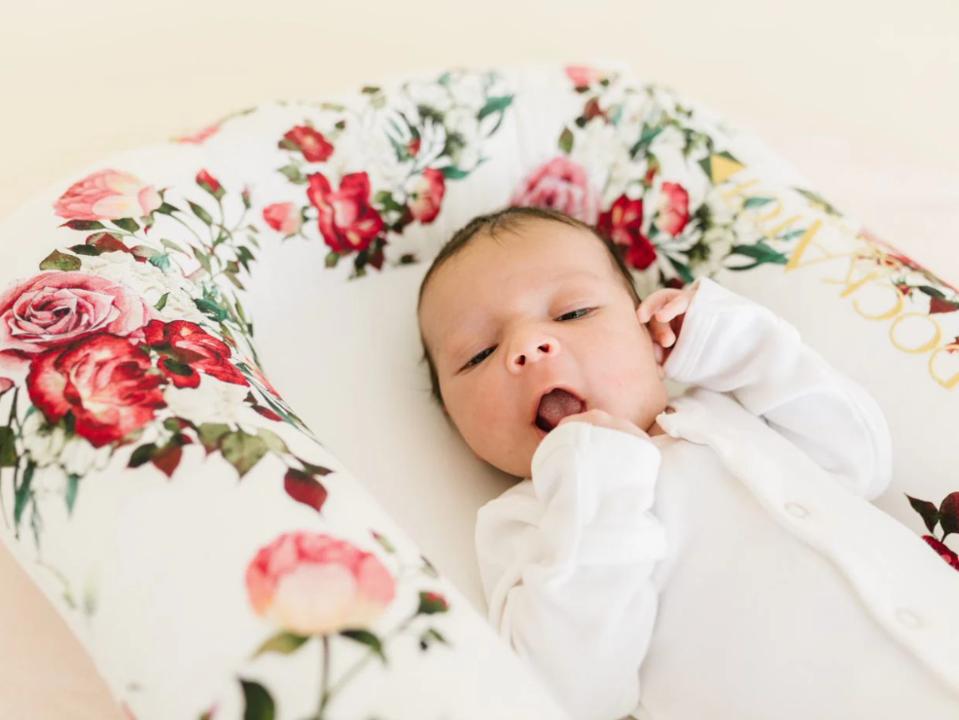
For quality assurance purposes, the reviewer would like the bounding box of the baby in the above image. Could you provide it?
[416,206,959,720]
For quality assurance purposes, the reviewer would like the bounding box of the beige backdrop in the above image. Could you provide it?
[0,1,957,718]
[2,0,957,284]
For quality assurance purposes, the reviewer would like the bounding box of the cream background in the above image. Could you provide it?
[0,1,957,717]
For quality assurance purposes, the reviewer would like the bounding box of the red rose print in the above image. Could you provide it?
[922,535,959,571]
[27,334,166,447]
[511,156,598,224]
[408,168,446,224]
[144,319,248,388]
[306,172,384,254]
[0,271,153,376]
[597,195,657,270]
[655,182,690,237]
[54,170,161,222]
[282,126,334,163]
[262,202,303,235]
[245,531,395,635]
[196,169,224,199]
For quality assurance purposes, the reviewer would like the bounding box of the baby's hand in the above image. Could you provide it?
[557,409,650,440]
[637,279,701,364]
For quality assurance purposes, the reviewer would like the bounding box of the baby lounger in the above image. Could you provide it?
[0,61,958,719]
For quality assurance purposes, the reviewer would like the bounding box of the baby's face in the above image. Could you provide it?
[419,218,668,478]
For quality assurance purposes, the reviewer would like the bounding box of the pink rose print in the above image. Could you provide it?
[655,182,691,237]
[262,202,303,235]
[306,172,384,254]
[54,170,162,222]
[246,531,396,636]
[565,65,603,89]
[282,126,334,163]
[0,272,153,376]
[511,156,598,224]
[143,319,248,388]
[408,168,446,224]
[27,334,166,447]
[597,195,657,270]
[0,377,12,395]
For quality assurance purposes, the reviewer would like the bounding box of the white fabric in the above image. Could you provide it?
[475,277,959,720]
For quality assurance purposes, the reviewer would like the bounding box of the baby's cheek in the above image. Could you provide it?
[459,389,503,442]
[606,334,662,400]
[477,393,508,435]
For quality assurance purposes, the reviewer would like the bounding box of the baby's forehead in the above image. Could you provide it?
[450,222,607,276]
[420,219,618,329]
[429,265,611,335]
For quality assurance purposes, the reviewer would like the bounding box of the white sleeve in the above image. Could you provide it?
[664,276,893,499]
[474,420,667,720]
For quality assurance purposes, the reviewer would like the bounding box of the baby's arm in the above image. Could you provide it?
[474,420,666,720]
[660,276,892,499]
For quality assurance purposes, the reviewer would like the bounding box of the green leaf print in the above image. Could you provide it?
[727,241,788,270]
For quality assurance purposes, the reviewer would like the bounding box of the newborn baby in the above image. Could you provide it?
[416,206,959,720]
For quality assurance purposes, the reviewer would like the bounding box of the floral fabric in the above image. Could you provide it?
[0,61,956,719]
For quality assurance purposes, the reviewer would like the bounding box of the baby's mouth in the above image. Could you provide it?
[534,388,587,433]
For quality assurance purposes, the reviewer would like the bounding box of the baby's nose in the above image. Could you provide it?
[509,334,559,370]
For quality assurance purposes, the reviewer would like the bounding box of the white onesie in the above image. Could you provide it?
[474,277,959,720]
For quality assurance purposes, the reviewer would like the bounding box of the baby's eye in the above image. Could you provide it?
[464,346,494,369]
[557,307,593,321]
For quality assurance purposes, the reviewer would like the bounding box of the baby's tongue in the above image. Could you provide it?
[537,389,585,428]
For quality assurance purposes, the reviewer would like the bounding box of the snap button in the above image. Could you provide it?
[663,405,677,415]
[895,608,922,629]
[784,502,809,519]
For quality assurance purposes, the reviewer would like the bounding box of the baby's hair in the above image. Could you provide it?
[417,205,642,410]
